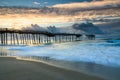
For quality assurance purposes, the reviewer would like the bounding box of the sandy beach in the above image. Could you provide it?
[0,57,105,80]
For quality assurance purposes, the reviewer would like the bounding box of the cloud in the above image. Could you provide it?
[0,6,120,28]
[0,0,120,28]
[52,0,120,9]
[34,1,40,5]
[44,2,48,4]
[22,24,47,31]
[21,22,105,34]
[72,23,104,34]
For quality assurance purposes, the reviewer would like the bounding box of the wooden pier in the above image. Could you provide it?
[0,28,95,45]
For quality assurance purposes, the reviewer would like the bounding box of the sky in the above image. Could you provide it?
[0,0,93,7]
[0,0,120,29]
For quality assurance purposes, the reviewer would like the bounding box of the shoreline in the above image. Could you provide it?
[0,57,105,80]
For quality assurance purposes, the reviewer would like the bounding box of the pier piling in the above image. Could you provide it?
[0,28,95,45]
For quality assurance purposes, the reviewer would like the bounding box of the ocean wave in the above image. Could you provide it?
[4,40,120,67]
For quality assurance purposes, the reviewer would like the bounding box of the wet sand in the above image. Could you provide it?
[0,57,105,80]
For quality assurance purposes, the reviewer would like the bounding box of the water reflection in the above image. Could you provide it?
[0,46,16,57]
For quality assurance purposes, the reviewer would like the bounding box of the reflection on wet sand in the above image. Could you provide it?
[0,46,15,57]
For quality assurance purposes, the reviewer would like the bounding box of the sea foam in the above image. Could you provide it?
[7,40,120,67]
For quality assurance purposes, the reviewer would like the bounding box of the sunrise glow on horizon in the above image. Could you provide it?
[0,0,120,29]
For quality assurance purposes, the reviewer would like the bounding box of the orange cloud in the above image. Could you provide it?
[0,3,120,29]
[0,14,72,28]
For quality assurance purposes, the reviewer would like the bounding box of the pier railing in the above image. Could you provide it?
[0,28,95,45]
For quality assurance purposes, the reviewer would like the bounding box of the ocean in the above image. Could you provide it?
[3,39,120,67]
[0,39,120,80]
